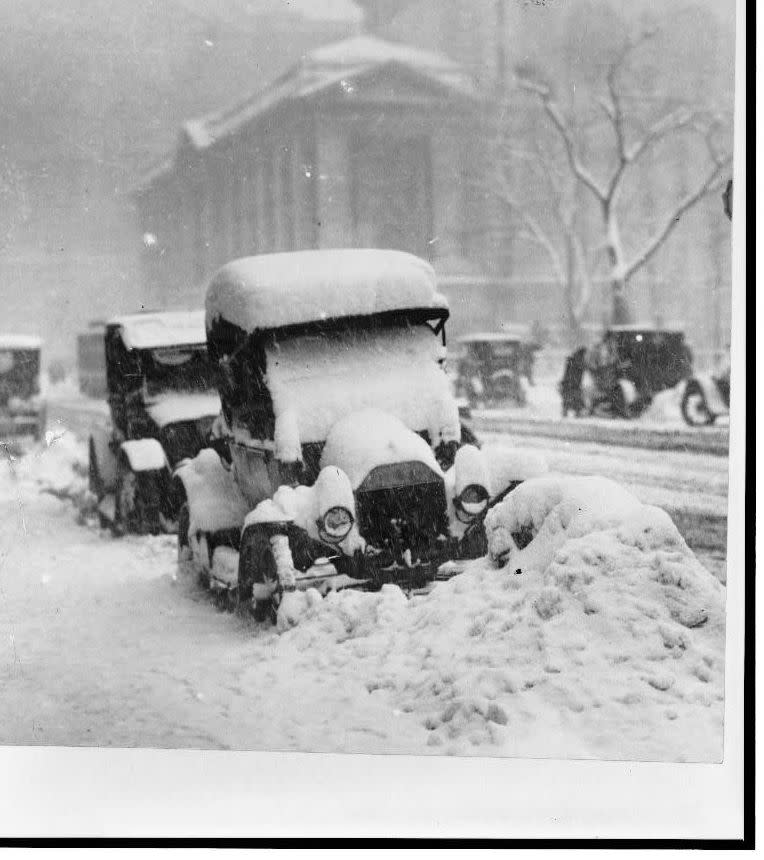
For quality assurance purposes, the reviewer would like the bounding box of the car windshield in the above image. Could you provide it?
[263,321,458,461]
[142,346,217,397]
[0,349,40,404]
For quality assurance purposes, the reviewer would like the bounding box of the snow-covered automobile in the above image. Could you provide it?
[456,330,540,409]
[0,334,46,441]
[561,324,693,419]
[681,363,730,426]
[87,310,221,534]
[174,249,546,620]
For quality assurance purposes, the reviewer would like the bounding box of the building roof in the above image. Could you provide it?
[137,35,479,191]
[108,310,207,350]
[205,249,448,334]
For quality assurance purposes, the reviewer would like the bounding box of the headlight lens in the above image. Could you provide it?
[455,484,489,522]
[318,506,354,544]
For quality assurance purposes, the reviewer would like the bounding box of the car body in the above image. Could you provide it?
[87,310,221,533]
[0,335,46,441]
[561,324,693,419]
[175,250,546,618]
[456,330,540,408]
[682,363,730,426]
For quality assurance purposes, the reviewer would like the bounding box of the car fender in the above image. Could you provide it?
[119,438,169,473]
[90,424,117,492]
[175,447,250,535]
[689,374,729,416]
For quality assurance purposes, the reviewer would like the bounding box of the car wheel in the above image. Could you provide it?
[238,525,280,624]
[114,456,158,535]
[88,439,105,500]
[682,383,715,426]
[176,502,195,577]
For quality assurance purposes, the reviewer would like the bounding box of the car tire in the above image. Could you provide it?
[176,502,195,578]
[238,525,280,624]
[114,456,158,535]
[681,382,715,426]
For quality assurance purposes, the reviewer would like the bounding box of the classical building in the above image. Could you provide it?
[133,35,507,334]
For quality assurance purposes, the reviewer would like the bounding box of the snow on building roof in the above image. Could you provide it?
[108,310,207,350]
[0,334,42,350]
[206,249,448,334]
[136,36,479,189]
[188,36,478,152]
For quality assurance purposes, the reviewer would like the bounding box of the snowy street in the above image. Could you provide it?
[0,427,727,759]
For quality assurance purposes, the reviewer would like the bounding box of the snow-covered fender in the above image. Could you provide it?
[688,374,729,416]
[89,423,117,492]
[174,447,250,536]
[119,438,169,473]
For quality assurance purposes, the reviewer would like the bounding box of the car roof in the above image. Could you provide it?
[205,249,448,335]
[0,334,42,350]
[107,310,207,350]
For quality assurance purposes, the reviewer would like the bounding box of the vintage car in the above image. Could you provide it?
[681,363,730,426]
[87,310,221,534]
[0,335,46,441]
[456,330,539,408]
[561,324,693,419]
[174,250,546,620]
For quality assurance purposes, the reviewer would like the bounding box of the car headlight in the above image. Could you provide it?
[454,484,490,523]
[317,506,354,544]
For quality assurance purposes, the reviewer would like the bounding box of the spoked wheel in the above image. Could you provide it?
[113,456,158,535]
[682,383,715,426]
[238,526,281,624]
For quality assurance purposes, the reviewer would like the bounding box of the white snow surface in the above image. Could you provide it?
[176,448,249,534]
[145,393,220,427]
[120,438,168,472]
[266,326,459,462]
[109,310,206,350]
[0,334,43,350]
[0,434,724,761]
[320,409,443,489]
[205,250,447,334]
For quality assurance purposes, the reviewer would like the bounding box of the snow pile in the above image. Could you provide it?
[262,474,724,761]
[266,326,459,461]
[2,430,88,503]
[642,383,685,425]
[110,310,206,350]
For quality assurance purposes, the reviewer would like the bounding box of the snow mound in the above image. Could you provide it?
[2,430,88,503]
[642,382,685,425]
[260,474,724,760]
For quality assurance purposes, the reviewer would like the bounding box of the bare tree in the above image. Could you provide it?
[495,28,732,327]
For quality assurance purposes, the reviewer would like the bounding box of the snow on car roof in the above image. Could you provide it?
[108,310,207,350]
[206,249,448,334]
[0,334,42,350]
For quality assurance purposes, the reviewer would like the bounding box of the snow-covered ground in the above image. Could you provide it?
[0,430,726,761]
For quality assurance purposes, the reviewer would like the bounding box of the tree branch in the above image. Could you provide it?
[518,78,608,202]
[623,154,732,282]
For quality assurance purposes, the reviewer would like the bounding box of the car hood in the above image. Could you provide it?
[319,408,443,490]
[145,392,220,427]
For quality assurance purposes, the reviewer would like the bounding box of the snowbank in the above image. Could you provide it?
[1,429,88,503]
[264,473,724,761]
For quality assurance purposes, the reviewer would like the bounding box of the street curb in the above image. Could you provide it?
[472,415,729,456]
